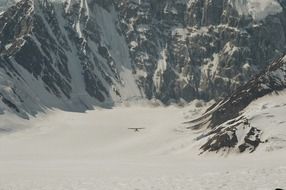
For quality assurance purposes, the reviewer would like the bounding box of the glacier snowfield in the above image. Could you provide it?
[0,99,286,190]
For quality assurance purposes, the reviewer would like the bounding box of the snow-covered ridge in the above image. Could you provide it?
[231,0,283,20]
[186,54,286,153]
[199,91,286,154]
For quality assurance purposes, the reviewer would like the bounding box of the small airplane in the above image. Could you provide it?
[128,128,145,132]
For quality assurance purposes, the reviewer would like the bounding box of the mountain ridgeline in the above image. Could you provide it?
[0,0,286,118]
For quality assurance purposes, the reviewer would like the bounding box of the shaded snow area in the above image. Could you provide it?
[231,0,283,21]
[0,0,18,12]
[0,102,286,190]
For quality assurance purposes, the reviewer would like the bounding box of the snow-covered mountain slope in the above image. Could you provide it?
[0,0,286,117]
[187,54,286,153]
[0,0,142,118]
[0,105,285,189]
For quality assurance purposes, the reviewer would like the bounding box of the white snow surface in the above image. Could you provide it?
[231,0,283,21]
[0,98,286,189]
[243,91,286,152]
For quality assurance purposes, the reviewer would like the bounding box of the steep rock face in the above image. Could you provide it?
[187,54,286,153]
[115,0,286,102]
[0,0,286,116]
